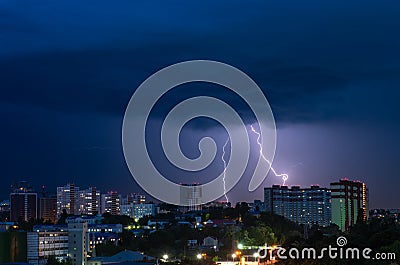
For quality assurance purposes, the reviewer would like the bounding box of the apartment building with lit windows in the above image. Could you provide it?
[330,178,368,231]
[264,185,331,227]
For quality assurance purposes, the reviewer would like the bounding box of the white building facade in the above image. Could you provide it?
[27,226,69,265]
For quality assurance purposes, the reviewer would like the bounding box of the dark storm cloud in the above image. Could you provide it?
[1,0,399,124]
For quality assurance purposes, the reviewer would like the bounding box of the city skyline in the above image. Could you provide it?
[0,174,387,212]
[1,177,375,209]
[4,178,374,221]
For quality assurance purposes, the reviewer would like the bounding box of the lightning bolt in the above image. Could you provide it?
[222,138,229,203]
[250,125,289,185]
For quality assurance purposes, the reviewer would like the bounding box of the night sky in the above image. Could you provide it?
[1,1,399,208]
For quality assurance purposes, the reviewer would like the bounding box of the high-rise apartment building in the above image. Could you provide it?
[38,186,57,223]
[330,179,368,231]
[57,183,79,217]
[264,185,331,227]
[38,196,57,223]
[101,191,120,215]
[78,187,100,215]
[10,181,37,222]
[68,222,88,265]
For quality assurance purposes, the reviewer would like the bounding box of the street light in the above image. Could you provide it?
[196,254,202,260]
[162,254,168,261]
[238,243,244,250]
[232,253,237,261]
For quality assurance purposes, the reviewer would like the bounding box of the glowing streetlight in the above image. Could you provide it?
[162,254,168,260]
[232,253,237,261]
[196,254,202,260]
[237,243,244,250]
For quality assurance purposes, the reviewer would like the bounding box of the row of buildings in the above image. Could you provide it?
[56,183,147,218]
[1,215,224,265]
[3,215,123,265]
[263,178,368,231]
[8,182,153,223]
[7,179,368,232]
